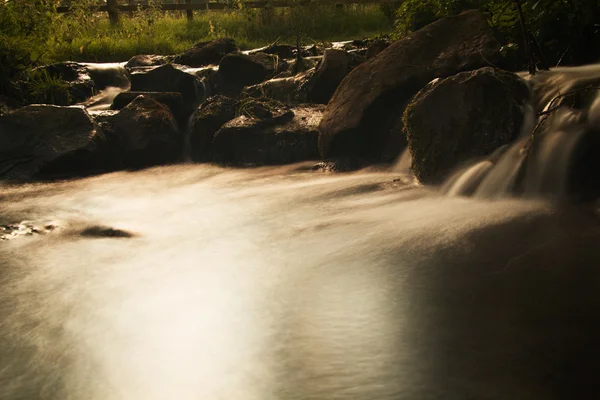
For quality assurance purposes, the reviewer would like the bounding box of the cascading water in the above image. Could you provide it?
[2,64,600,400]
[441,64,600,202]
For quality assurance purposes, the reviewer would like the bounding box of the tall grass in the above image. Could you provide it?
[50,5,390,62]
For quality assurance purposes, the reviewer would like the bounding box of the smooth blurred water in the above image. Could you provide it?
[2,163,600,399]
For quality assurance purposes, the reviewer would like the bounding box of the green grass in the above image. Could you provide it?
[50,5,391,63]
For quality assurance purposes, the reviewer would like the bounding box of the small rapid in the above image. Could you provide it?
[440,64,600,202]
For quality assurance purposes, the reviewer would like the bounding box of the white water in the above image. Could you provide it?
[3,64,600,399]
[441,64,600,202]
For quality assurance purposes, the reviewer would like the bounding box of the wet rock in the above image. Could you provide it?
[278,57,320,78]
[190,95,239,161]
[0,221,58,241]
[217,52,279,96]
[28,62,95,105]
[95,96,181,169]
[366,39,390,60]
[404,67,530,184]
[111,91,190,125]
[0,105,99,180]
[174,38,239,67]
[30,62,130,105]
[213,101,324,165]
[304,49,351,104]
[80,225,135,238]
[125,54,172,68]
[102,96,183,169]
[130,64,205,106]
[319,10,503,162]
[243,70,314,104]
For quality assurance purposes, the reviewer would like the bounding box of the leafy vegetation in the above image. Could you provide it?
[1,0,599,98]
[394,0,600,68]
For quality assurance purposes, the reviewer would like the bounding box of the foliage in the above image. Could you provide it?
[26,69,72,106]
[393,0,600,67]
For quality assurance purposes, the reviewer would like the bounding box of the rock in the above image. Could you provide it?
[318,10,503,161]
[249,44,296,59]
[190,95,239,161]
[29,62,95,105]
[0,105,99,180]
[213,101,324,165]
[125,54,172,68]
[365,39,390,60]
[243,70,314,104]
[278,57,320,78]
[305,49,351,104]
[217,52,279,96]
[130,64,205,106]
[174,38,239,67]
[97,96,182,169]
[404,67,530,184]
[111,91,190,125]
[27,62,130,106]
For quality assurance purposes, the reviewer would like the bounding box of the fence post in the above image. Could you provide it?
[185,0,194,21]
[127,0,134,16]
[107,0,120,25]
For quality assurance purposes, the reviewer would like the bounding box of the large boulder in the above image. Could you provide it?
[130,64,205,106]
[404,67,530,184]
[174,38,239,67]
[213,100,323,165]
[318,10,503,161]
[97,96,182,169]
[217,52,278,96]
[190,95,239,161]
[0,105,99,180]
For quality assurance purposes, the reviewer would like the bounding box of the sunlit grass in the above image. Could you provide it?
[50,5,391,63]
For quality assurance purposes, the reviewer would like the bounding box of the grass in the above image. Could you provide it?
[49,5,392,63]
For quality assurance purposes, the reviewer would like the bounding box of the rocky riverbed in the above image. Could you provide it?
[1,9,599,203]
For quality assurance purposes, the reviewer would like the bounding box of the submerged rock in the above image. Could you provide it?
[0,105,99,180]
[174,38,239,67]
[190,95,239,161]
[318,10,503,162]
[404,67,530,184]
[217,52,279,96]
[213,101,324,165]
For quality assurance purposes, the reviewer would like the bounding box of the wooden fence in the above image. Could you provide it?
[56,0,398,22]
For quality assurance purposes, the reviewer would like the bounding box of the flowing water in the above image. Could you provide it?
[2,65,600,399]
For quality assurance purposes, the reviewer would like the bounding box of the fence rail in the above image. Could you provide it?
[56,0,397,14]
